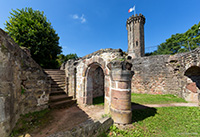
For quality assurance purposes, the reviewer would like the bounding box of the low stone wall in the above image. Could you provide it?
[0,29,51,137]
[48,117,113,137]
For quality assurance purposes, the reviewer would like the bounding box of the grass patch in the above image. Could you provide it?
[93,96,104,105]
[101,114,111,118]
[10,109,52,137]
[131,93,187,104]
[108,107,200,137]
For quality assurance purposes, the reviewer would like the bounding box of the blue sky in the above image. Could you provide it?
[0,0,200,57]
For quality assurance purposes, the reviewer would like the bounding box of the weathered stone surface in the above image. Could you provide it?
[111,89,131,110]
[0,29,51,136]
[0,97,5,122]
[110,107,132,124]
[48,117,113,137]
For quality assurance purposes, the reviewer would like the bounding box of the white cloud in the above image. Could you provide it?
[71,14,86,23]
[80,14,86,23]
[72,14,79,19]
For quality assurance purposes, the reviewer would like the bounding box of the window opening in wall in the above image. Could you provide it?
[136,41,138,46]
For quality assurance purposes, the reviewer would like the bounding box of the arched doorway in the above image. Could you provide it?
[184,66,200,102]
[85,63,105,105]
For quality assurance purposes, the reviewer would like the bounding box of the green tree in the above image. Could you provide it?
[5,7,62,68]
[152,22,200,55]
[57,53,78,67]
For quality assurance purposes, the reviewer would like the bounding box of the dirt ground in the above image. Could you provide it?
[29,105,104,137]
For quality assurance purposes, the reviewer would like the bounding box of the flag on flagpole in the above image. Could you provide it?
[128,5,135,13]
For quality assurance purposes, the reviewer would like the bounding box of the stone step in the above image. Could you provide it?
[51,84,65,88]
[44,69,65,72]
[50,90,66,95]
[51,79,65,82]
[49,99,76,109]
[49,95,73,103]
[51,81,65,85]
[51,87,65,92]
[50,76,66,80]
[45,71,65,74]
[47,73,65,76]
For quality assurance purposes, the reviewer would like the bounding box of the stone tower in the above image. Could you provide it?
[126,13,145,58]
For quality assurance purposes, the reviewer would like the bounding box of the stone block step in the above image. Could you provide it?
[51,81,65,85]
[51,87,65,91]
[46,73,65,76]
[49,99,76,109]
[50,76,66,80]
[51,84,65,88]
[45,71,65,74]
[49,74,65,77]
[50,90,66,95]
[49,95,73,103]
[51,79,65,82]
[44,69,65,72]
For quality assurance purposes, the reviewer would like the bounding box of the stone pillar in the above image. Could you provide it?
[107,61,133,124]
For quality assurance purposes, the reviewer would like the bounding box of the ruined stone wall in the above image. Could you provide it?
[0,29,50,137]
[131,48,200,102]
[64,49,125,113]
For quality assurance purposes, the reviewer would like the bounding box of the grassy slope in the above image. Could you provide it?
[105,94,199,137]
[108,107,200,137]
[131,93,187,104]
[94,93,187,106]
[10,109,52,137]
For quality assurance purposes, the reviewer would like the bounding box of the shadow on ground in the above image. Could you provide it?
[30,104,90,137]
[131,102,157,122]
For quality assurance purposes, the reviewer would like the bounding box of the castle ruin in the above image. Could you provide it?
[0,13,199,136]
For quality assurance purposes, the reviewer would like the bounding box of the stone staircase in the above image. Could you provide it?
[44,69,76,109]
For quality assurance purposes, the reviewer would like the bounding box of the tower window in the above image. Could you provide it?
[136,41,138,46]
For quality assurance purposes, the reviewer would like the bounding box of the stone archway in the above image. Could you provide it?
[183,66,200,102]
[85,63,105,105]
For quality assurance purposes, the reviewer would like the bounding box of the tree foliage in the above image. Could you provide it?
[152,22,200,55]
[5,7,62,68]
[57,53,78,67]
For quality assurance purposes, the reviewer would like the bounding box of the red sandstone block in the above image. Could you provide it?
[186,82,197,93]
[105,87,110,97]
[111,89,131,100]
[110,107,132,124]
[117,81,130,89]
[111,99,131,110]
[111,89,131,110]
[105,68,109,75]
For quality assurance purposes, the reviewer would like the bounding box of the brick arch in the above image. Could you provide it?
[184,59,200,71]
[80,56,111,113]
[82,56,106,77]
[83,62,105,105]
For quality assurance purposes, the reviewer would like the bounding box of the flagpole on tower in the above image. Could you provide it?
[134,5,136,16]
